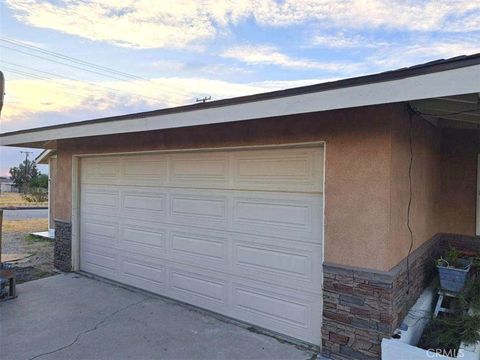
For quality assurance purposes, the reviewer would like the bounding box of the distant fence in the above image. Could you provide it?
[0,184,19,193]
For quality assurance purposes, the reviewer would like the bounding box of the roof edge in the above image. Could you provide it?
[35,149,56,164]
[1,53,480,138]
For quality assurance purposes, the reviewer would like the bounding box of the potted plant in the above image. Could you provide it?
[436,247,472,293]
[382,253,480,359]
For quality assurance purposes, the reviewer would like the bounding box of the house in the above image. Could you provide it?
[0,178,18,193]
[1,54,480,360]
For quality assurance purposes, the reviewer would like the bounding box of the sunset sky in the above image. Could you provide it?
[1,0,479,176]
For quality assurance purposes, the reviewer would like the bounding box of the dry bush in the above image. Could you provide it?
[0,192,47,207]
[22,188,48,203]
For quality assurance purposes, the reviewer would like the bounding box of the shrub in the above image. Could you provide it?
[437,247,462,268]
[22,188,48,203]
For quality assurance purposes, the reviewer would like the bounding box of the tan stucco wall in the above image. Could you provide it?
[52,103,479,271]
[49,157,57,230]
[386,119,480,267]
[439,129,479,235]
[388,111,442,267]
[55,104,394,270]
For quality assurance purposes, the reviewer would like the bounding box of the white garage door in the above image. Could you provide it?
[79,146,324,344]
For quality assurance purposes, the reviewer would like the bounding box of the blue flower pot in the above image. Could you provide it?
[437,258,472,293]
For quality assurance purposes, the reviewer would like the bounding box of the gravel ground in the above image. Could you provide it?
[2,232,57,283]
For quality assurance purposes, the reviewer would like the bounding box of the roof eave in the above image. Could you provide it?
[35,149,57,164]
[1,56,480,148]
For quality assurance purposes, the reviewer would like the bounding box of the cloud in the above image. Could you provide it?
[222,45,358,73]
[151,60,187,73]
[151,61,253,77]
[5,0,221,49]
[1,78,141,127]
[307,33,388,49]
[251,0,480,32]
[195,64,254,76]
[5,1,480,49]
[367,37,480,70]
[308,34,364,49]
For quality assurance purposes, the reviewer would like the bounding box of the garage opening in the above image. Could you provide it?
[78,144,324,345]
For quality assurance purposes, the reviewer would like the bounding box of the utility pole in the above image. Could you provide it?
[196,96,211,103]
[0,71,4,117]
[20,151,33,193]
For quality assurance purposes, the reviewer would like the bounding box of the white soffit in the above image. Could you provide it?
[410,93,480,126]
[35,149,56,164]
[1,62,480,147]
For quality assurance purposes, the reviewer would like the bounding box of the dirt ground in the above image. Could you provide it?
[2,219,57,283]
[2,218,49,232]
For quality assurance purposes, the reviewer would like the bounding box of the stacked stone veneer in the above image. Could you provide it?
[322,232,480,360]
[439,233,480,254]
[54,219,72,272]
[322,234,442,360]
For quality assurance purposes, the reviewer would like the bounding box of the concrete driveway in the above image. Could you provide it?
[0,274,318,360]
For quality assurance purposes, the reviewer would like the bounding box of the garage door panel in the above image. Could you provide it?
[230,280,320,343]
[169,230,228,265]
[169,268,228,307]
[81,236,118,250]
[81,147,323,192]
[232,195,321,242]
[80,243,118,279]
[169,193,229,228]
[82,189,120,216]
[120,224,167,256]
[233,241,310,278]
[80,146,323,345]
[232,147,323,192]
[121,191,167,218]
[119,257,166,286]
[81,262,118,281]
[233,198,311,229]
[121,156,168,181]
[83,190,118,207]
[233,286,309,327]
[81,158,121,183]
[83,220,118,239]
[118,273,165,295]
[169,153,230,187]
[85,158,120,177]
[81,219,119,250]
[81,250,117,271]
[231,236,322,293]
[117,272,165,295]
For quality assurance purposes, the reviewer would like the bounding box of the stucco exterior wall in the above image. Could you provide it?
[55,104,394,270]
[388,111,442,268]
[386,120,480,268]
[52,103,479,272]
[440,128,478,235]
[49,157,57,230]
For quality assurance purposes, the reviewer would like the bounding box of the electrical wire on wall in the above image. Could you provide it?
[405,106,416,295]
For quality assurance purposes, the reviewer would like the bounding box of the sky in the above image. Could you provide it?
[0,0,480,177]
